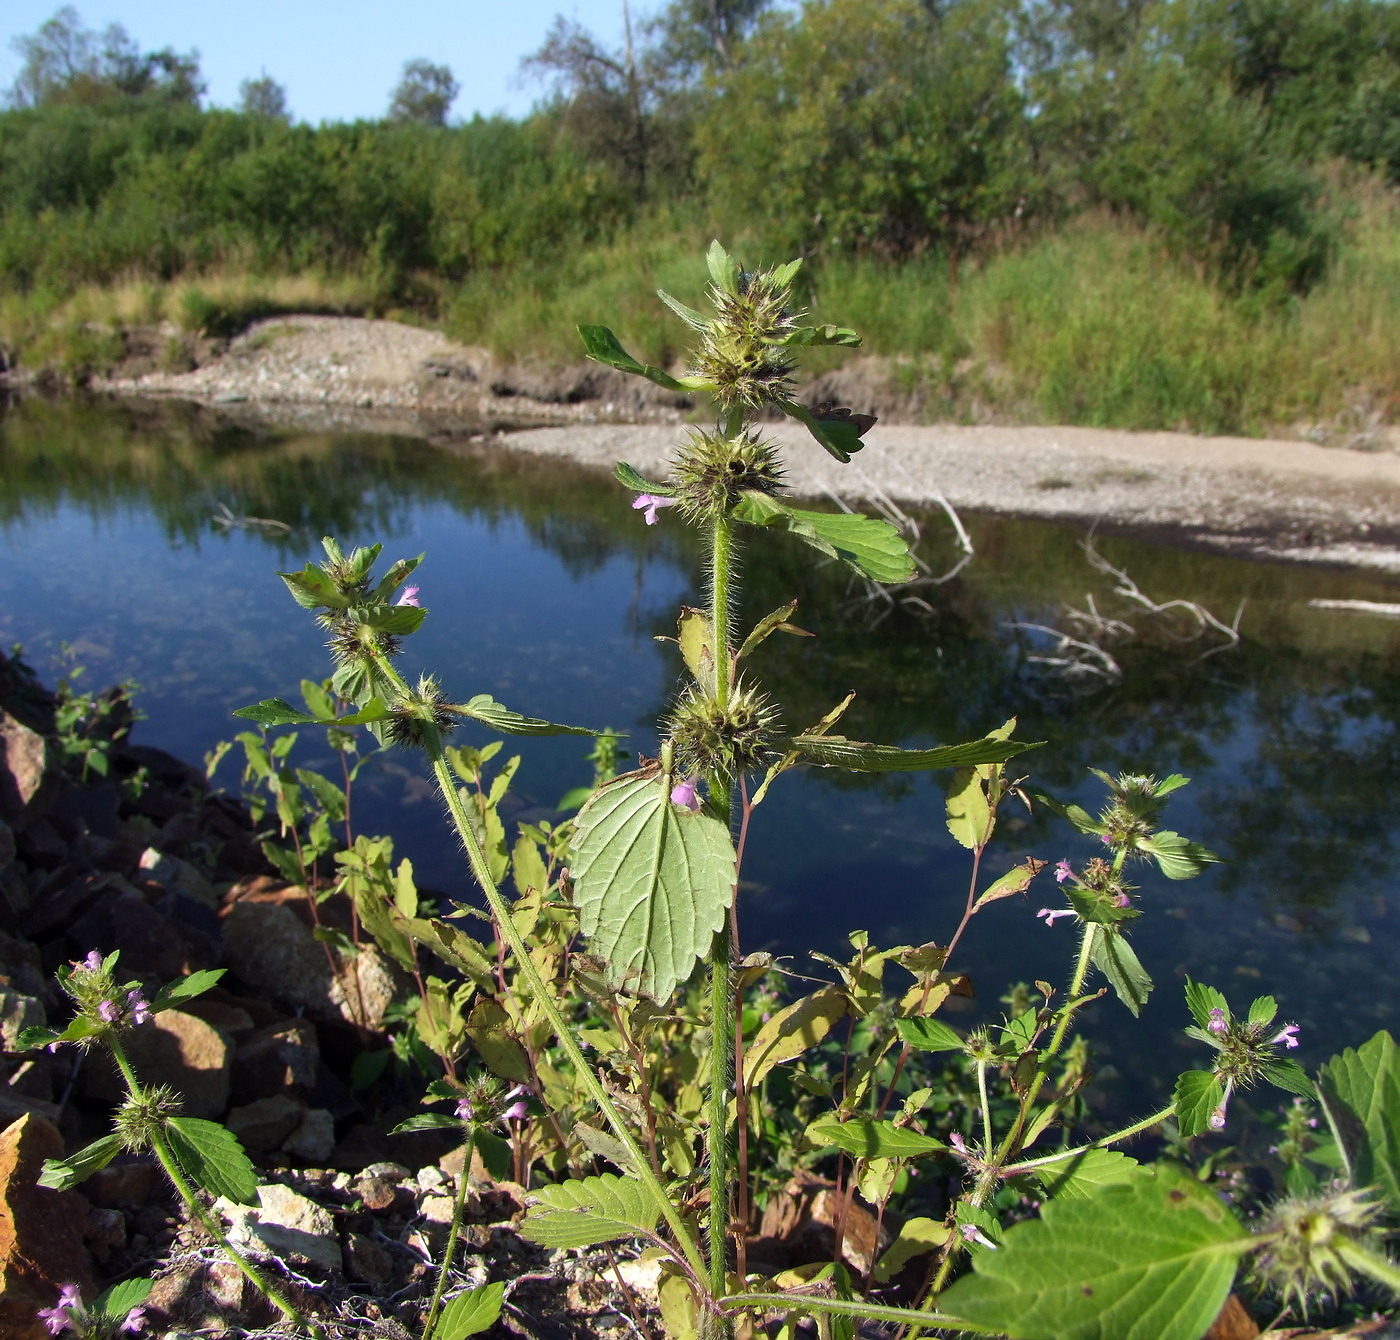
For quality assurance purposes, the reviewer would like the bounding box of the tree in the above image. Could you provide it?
[239,71,290,122]
[6,5,202,108]
[387,58,458,126]
[647,0,773,78]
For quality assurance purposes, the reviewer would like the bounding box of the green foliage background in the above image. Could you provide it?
[4,0,1400,434]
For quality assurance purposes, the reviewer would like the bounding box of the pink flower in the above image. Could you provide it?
[98,1000,120,1023]
[1054,859,1074,884]
[632,494,679,526]
[670,776,700,811]
[1272,1024,1300,1050]
[395,585,420,607]
[959,1223,998,1250]
[1209,1104,1228,1130]
[120,1306,148,1334]
[81,951,103,973]
[1112,892,1132,908]
[1036,907,1075,926]
[37,1283,82,1336]
[1207,1007,1228,1035]
[127,989,152,1026]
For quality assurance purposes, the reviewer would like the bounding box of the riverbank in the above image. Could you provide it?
[13,312,1400,575]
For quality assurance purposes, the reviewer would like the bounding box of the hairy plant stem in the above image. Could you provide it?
[705,506,737,1337]
[423,1125,478,1339]
[371,658,706,1287]
[106,1039,323,1337]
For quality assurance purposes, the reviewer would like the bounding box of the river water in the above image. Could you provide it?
[3,395,1398,1119]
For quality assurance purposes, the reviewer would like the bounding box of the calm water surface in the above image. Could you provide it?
[3,397,1398,1117]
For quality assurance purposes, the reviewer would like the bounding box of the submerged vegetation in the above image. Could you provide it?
[4,0,1400,434]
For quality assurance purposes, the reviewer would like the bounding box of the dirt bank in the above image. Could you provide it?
[74,315,1400,575]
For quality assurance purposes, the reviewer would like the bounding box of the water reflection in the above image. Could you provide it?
[3,395,1398,1111]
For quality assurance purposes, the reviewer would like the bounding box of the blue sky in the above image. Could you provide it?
[0,1,633,123]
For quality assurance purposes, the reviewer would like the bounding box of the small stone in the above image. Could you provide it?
[220,1182,342,1274]
[83,1205,127,1261]
[416,1165,449,1194]
[226,1094,304,1153]
[345,1231,395,1287]
[282,1108,335,1164]
[231,1019,320,1097]
[139,847,218,909]
[0,710,58,833]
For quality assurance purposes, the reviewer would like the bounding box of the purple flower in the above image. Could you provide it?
[1054,860,1074,884]
[1209,1103,1228,1130]
[959,1223,998,1250]
[1036,907,1075,926]
[127,989,152,1026]
[81,951,103,973]
[1100,833,1113,846]
[37,1283,82,1336]
[395,585,420,607]
[454,1098,475,1122]
[1272,1024,1300,1050]
[1112,892,1132,908]
[949,1132,967,1153]
[632,494,679,526]
[670,776,700,811]
[120,1306,148,1334]
[98,999,120,1023]
[1207,1007,1228,1035]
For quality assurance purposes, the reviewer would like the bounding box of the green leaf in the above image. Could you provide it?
[1154,774,1191,797]
[1035,791,1106,837]
[1139,831,1221,880]
[1264,1060,1316,1099]
[775,398,866,462]
[1173,1070,1225,1138]
[1034,1148,1150,1201]
[166,1117,259,1205]
[570,772,736,1002]
[769,323,862,349]
[519,1172,660,1248]
[37,1134,123,1191]
[432,1282,506,1340]
[733,492,914,582]
[1183,978,1229,1031]
[789,732,1038,773]
[391,1113,463,1134]
[615,461,675,495]
[946,767,992,850]
[149,968,225,1013]
[975,860,1045,911]
[743,988,848,1088]
[896,1018,965,1053]
[874,1217,949,1282]
[736,600,810,663]
[804,1112,945,1160]
[455,694,596,737]
[1317,1030,1400,1215]
[578,324,686,392]
[656,288,709,331]
[92,1277,154,1328]
[706,239,740,296]
[1247,995,1277,1027]
[233,697,318,726]
[941,1170,1249,1340]
[1090,929,1152,1016]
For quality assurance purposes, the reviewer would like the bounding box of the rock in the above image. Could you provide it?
[231,1019,320,1098]
[82,1010,231,1119]
[67,887,200,982]
[138,847,218,909]
[83,1206,126,1262]
[226,1094,304,1153]
[0,928,53,1002]
[0,709,58,833]
[0,1114,94,1340]
[220,1182,342,1273]
[0,817,14,869]
[282,1108,336,1164]
[345,1230,395,1287]
[0,987,46,1050]
[83,1157,160,1210]
[23,870,136,941]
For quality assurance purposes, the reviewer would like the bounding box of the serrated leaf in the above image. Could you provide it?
[1173,1070,1225,1138]
[1247,995,1277,1026]
[570,773,736,1002]
[804,1112,945,1160]
[573,1122,639,1174]
[946,767,992,850]
[1090,929,1152,1016]
[744,988,847,1088]
[454,693,596,737]
[1140,831,1221,880]
[391,1113,463,1134]
[941,1170,1248,1340]
[615,461,674,495]
[1264,1060,1316,1099]
[706,239,740,295]
[874,1217,949,1282]
[519,1172,660,1248]
[166,1117,258,1204]
[1154,774,1191,797]
[1035,1148,1151,1201]
[465,999,532,1083]
[775,398,865,462]
[1184,978,1229,1031]
[737,600,809,663]
[150,968,225,1013]
[896,1017,965,1053]
[92,1277,154,1328]
[790,732,1037,773]
[432,1281,506,1340]
[1317,1030,1400,1214]
[578,324,686,391]
[975,859,1046,910]
[733,492,913,581]
[37,1134,123,1190]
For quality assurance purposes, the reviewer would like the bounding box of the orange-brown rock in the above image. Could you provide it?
[0,1114,94,1340]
